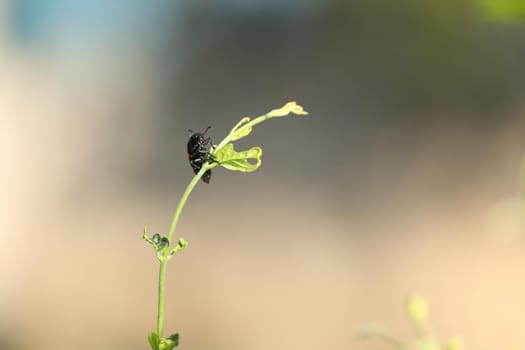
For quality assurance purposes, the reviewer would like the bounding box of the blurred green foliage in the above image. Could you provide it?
[361,293,465,350]
[333,0,525,117]
[479,0,525,20]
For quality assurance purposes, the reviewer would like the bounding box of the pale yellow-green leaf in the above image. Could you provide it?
[268,101,308,117]
[214,143,262,172]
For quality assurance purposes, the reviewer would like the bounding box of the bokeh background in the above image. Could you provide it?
[1,0,525,349]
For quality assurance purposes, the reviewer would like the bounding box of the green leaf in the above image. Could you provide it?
[148,332,160,350]
[148,332,179,350]
[213,143,262,172]
[158,337,177,350]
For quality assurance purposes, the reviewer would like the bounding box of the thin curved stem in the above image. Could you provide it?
[156,162,217,337]
[157,260,167,336]
[167,163,215,242]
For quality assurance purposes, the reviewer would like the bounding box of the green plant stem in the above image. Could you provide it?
[156,163,217,337]
[157,259,167,336]
[167,164,215,243]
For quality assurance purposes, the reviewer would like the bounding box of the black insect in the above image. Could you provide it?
[187,126,213,183]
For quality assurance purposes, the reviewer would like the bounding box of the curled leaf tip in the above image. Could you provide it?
[178,237,188,248]
[170,237,189,256]
[268,101,309,117]
[288,101,309,115]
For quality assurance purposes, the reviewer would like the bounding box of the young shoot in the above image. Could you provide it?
[142,101,308,350]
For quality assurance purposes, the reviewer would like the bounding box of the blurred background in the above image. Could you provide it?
[1,0,525,349]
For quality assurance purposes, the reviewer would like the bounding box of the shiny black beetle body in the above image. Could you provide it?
[187,127,212,183]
